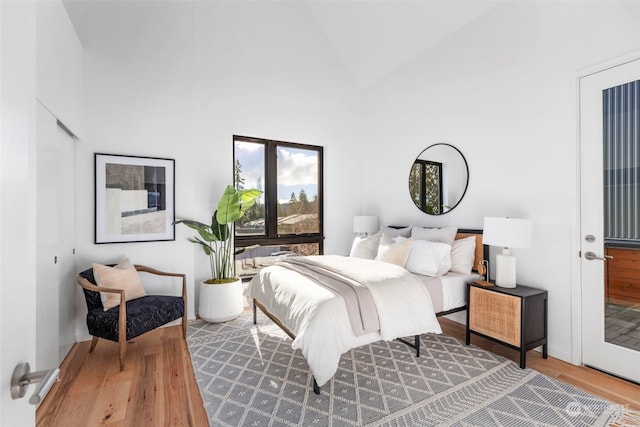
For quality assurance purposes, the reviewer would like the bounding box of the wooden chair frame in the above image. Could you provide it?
[77,264,187,371]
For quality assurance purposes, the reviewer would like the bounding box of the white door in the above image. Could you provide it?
[36,102,76,371]
[580,58,640,383]
[1,0,37,424]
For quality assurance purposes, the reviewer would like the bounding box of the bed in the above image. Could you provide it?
[244,228,487,394]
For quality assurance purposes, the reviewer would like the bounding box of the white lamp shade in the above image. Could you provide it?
[482,217,532,249]
[353,216,378,234]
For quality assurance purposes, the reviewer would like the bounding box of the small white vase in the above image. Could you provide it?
[198,278,244,323]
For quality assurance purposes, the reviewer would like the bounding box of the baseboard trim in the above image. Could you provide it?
[76,333,92,343]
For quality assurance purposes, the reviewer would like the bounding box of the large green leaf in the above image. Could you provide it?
[238,188,262,217]
[210,211,229,241]
[216,185,262,225]
[174,219,217,242]
[216,185,241,225]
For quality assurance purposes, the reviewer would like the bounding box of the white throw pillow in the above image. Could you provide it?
[450,236,477,274]
[93,257,146,311]
[375,234,412,266]
[380,226,412,238]
[350,232,381,259]
[411,226,458,246]
[405,240,452,277]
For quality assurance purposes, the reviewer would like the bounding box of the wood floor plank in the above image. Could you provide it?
[126,353,159,426]
[38,318,640,427]
[88,370,132,425]
[68,342,113,395]
[180,337,210,427]
[35,342,85,425]
[163,337,197,426]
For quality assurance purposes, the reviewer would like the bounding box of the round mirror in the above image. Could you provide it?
[408,143,469,215]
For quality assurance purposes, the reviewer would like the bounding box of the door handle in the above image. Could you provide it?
[11,362,59,405]
[584,251,613,261]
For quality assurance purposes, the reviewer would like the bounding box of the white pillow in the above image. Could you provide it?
[380,226,411,238]
[93,257,134,290]
[450,236,477,274]
[411,226,458,246]
[350,232,381,259]
[405,240,452,277]
[375,234,412,266]
[93,257,146,311]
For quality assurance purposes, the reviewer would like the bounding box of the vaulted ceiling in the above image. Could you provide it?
[304,1,500,88]
[63,0,501,89]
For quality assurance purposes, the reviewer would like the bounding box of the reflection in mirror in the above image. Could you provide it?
[409,143,469,215]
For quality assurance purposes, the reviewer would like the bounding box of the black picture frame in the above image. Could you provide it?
[95,153,175,244]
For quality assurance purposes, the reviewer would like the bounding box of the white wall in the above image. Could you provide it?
[361,1,640,362]
[74,1,361,336]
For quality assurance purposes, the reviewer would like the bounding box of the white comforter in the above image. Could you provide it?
[244,255,442,386]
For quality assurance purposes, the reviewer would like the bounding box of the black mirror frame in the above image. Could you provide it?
[409,143,469,216]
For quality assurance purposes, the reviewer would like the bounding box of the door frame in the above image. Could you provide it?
[572,49,640,367]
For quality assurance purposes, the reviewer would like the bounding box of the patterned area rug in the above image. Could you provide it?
[187,313,622,426]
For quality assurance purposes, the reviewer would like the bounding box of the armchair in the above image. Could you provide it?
[77,264,187,371]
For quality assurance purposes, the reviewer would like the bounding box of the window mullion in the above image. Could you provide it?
[265,141,279,238]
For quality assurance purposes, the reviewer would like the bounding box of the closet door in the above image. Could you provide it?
[36,102,76,370]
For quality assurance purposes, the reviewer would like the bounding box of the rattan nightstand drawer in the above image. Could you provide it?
[469,286,521,347]
[465,282,548,368]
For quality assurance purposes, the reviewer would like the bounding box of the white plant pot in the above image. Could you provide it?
[198,278,244,323]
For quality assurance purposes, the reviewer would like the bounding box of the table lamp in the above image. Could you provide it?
[353,216,378,237]
[482,217,532,288]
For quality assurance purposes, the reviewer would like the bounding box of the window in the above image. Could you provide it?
[603,79,640,242]
[233,135,323,278]
[409,159,443,215]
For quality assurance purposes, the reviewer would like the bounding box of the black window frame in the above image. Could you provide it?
[412,159,443,214]
[233,135,324,254]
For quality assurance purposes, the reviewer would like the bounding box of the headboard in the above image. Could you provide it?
[455,228,488,277]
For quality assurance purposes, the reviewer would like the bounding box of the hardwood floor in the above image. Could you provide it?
[37,318,640,426]
[36,325,208,427]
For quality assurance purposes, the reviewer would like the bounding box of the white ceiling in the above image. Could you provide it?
[63,0,501,89]
[305,1,501,88]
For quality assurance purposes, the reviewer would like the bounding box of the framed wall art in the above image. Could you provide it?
[95,153,175,243]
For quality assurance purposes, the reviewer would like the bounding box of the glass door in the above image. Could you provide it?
[580,58,640,383]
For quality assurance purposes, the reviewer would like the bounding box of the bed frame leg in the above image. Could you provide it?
[313,377,320,395]
[253,300,257,325]
[396,335,421,357]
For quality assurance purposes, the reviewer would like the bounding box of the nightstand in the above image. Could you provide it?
[465,282,547,368]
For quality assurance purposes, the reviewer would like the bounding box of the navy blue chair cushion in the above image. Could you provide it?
[87,295,185,342]
[80,267,185,343]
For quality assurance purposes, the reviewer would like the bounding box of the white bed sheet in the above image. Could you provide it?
[244,257,442,386]
[414,271,481,313]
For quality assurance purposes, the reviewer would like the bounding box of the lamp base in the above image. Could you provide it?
[495,253,516,288]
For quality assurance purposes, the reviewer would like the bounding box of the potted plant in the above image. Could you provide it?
[175,185,262,322]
